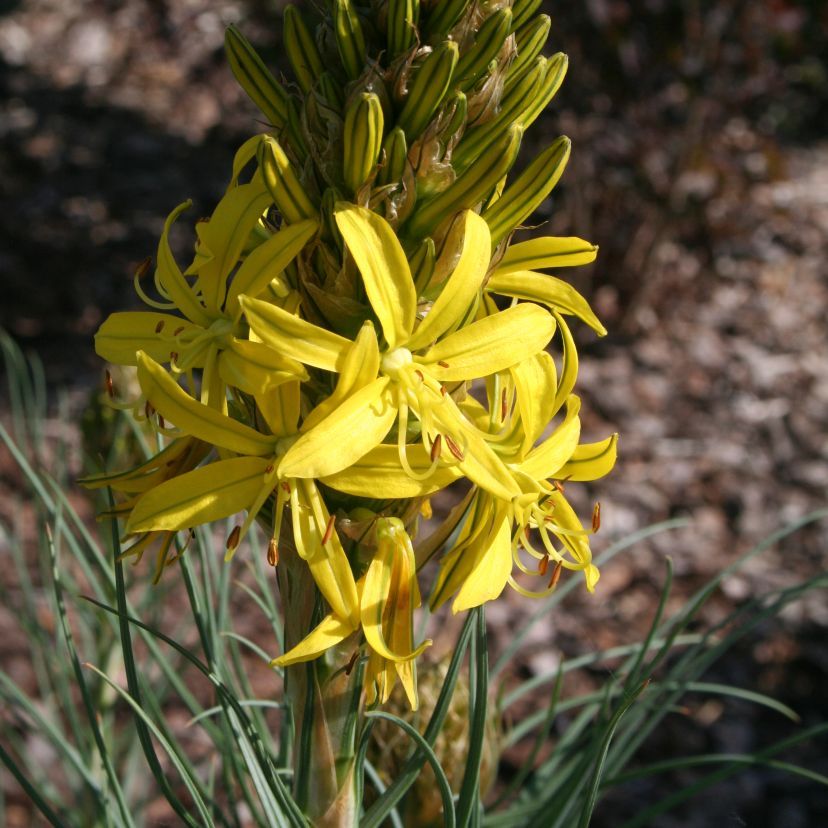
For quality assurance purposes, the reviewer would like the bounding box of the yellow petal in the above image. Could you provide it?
[226,218,318,315]
[217,339,307,396]
[553,312,578,414]
[94,312,198,367]
[156,201,211,326]
[553,434,619,482]
[240,295,350,372]
[430,399,522,501]
[292,480,360,625]
[453,510,512,612]
[271,613,357,667]
[257,380,301,438]
[509,351,559,455]
[279,378,395,479]
[361,520,430,663]
[494,236,598,273]
[423,303,556,381]
[126,457,271,533]
[226,134,264,190]
[334,204,416,348]
[193,178,272,312]
[519,395,582,481]
[300,321,380,432]
[79,437,209,493]
[137,352,275,456]
[407,211,491,351]
[320,444,461,498]
[487,270,606,336]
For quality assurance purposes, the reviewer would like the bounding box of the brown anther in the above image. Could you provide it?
[226,525,241,551]
[173,326,185,336]
[321,514,336,545]
[105,370,115,398]
[281,481,291,493]
[158,414,165,429]
[523,526,531,541]
[437,360,449,368]
[135,257,152,280]
[539,556,550,576]
[430,433,442,462]
[154,320,165,334]
[344,651,359,676]
[440,385,448,396]
[552,480,565,493]
[145,401,155,419]
[414,369,424,382]
[501,388,508,422]
[169,351,179,363]
[548,561,563,589]
[444,433,464,461]
[267,538,279,567]
[592,502,601,533]
[197,216,211,224]
[265,464,274,474]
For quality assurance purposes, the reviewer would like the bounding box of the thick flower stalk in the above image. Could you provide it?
[87,2,618,824]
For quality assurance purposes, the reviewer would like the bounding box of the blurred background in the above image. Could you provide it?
[0,1,826,825]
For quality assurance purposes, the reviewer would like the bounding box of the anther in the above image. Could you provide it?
[226,525,241,552]
[414,369,424,382]
[444,434,464,461]
[430,433,442,462]
[173,326,185,336]
[154,320,165,334]
[440,386,448,396]
[281,482,291,493]
[265,463,274,474]
[548,561,563,589]
[344,651,359,676]
[145,401,155,419]
[552,480,565,493]
[169,351,179,363]
[592,502,601,533]
[267,538,279,567]
[105,370,115,398]
[322,514,335,545]
[437,360,449,368]
[539,556,549,576]
[158,414,165,428]
[135,257,152,280]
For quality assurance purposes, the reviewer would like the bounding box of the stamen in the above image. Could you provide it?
[265,463,274,474]
[155,320,165,334]
[548,561,563,589]
[344,651,359,676]
[105,370,115,398]
[145,401,155,419]
[158,414,165,429]
[539,556,549,576]
[173,326,185,336]
[226,525,241,553]
[267,538,279,567]
[430,433,442,462]
[135,257,152,280]
[592,502,601,533]
[321,514,335,546]
[552,480,565,493]
[169,351,179,364]
[414,369,424,382]
[437,360,449,368]
[444,433,464,461]
[440,386,447,396]
[281,482,291,493]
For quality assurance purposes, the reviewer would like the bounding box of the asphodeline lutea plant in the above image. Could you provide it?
[85,1,618,823]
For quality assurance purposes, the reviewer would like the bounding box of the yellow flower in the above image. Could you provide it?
[94,176,317,409]
[272,517,430,710]
[122,351,360,627]
[240,205,558,502]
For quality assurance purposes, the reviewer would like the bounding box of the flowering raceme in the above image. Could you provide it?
[86,2,617,717]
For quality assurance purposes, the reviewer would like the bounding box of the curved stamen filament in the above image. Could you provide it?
[395,388,440,481]
[134,270,176,311]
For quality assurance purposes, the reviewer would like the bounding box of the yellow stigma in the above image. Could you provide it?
[381,347,413,378]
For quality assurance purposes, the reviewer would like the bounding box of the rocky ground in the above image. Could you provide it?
[1,1,826,825]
